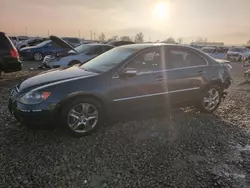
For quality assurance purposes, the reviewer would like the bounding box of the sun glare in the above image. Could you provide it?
[153,1,170,21]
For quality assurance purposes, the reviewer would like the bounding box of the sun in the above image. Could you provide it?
[153,1,170,20]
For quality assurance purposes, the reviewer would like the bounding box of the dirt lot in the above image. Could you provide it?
[0,61,250,188]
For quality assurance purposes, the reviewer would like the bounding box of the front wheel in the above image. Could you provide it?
[197,85,222,113]
[60,97,104,137]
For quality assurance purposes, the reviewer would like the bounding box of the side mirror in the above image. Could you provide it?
[119,68,137,78]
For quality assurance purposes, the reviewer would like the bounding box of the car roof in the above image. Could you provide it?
[83,43,114,47]
[201,46,215,49]
[118,43,193,50]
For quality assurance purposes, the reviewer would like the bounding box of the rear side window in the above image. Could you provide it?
[167,48,207,69]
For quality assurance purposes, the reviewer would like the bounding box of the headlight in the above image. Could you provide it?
[19,91,51,104]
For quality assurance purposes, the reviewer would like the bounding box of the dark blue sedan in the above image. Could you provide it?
[19,40,64,61]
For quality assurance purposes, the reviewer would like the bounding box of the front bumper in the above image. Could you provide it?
[8,97,59,129]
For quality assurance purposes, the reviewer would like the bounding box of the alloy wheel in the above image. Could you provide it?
[67,103,99,133]
[203,88,220,111]
[34,53,43,61]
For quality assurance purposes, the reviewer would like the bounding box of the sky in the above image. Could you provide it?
[0,0,250,44]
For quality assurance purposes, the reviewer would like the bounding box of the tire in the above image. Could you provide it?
[33,52,43,61]
[60,97,104,137]
[237,56,242,62]
[197,85,222,113]
[68,61,80,67]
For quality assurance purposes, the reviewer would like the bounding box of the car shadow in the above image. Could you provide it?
[1,106,250,187]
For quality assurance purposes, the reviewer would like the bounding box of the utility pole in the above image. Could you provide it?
[93,32,96,40]
[25,26,28,37]
[149,37,151,42]
[47,30,50,37]
[78,30,81,38]
[89,30,93,40]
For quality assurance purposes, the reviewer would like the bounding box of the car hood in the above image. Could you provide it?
[19,66,97,92]
[50,35,77,52]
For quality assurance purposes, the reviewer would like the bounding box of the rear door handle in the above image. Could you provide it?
[197,70,203,75]
[156,76,166,81]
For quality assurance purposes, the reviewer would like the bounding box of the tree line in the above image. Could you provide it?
[98,32,250,45]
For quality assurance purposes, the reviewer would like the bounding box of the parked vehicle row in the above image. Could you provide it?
[200,46,250,62]
[42,38,114,68]
[8,43,232,136]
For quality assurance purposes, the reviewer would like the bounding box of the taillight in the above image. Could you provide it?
[10,49,19,59]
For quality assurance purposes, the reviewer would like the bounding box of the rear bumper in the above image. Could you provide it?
[2,60,22,73]
[223,77,232,89]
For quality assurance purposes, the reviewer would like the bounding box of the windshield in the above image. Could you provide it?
[71,44,93,53]
[81,47,138,73]
[201,48,214,53]
[36,40,51,47]
[230,48,245,52]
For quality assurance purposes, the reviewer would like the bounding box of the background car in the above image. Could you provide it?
[43,38,114,68]
[0,32,22,73]
[16,37,46,50]
[107,40,134,46]
[62,37,82,47]
[226,47,250,62]
[9,36,19,46]
[201,46,227,59]
[19,40,66,61]
[9,44,232,136]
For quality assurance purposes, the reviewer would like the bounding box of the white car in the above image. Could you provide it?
[226,47,250,62]
[42,36,114,69]
[16,37,44,50]
[201,47,228,59]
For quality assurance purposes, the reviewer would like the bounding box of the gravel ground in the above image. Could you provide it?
[0,62,250,188]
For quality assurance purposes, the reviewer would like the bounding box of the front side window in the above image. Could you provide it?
[167,48,207,69]
[126,48,162,72]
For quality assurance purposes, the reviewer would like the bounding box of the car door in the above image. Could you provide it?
[110,47,165,113]
[153,46,209,106]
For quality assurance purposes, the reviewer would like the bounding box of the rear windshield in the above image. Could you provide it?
[0,34,15,50]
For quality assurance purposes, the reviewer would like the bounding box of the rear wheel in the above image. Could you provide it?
[197,85,222,113]
[33,52,43,61]
[60,97,104,137]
